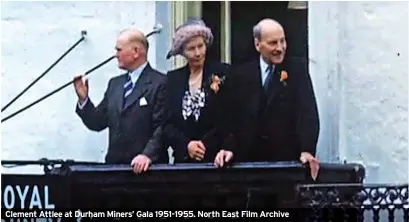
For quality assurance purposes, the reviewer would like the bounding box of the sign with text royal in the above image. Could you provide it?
[1,174,70,211]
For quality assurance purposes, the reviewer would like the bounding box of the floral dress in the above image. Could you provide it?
[181,88,206,121]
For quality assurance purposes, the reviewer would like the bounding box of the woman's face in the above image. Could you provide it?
[183,36,207,67]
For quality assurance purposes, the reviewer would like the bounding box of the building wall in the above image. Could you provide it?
[1,1,171,173]
[2,1,408,183]
[309,1,408,183]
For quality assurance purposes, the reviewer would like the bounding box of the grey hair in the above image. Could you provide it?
[253,23,262,40]
[253,18,282,41]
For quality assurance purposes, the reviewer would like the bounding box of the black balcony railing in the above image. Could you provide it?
[1,160,408,222]
[298,183,409,222]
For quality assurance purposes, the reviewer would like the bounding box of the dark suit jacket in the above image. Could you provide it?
[75,63,168,164]
[163,61,230,163]
[221,57,319,162]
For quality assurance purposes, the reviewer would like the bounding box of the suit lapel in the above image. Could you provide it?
[115,74,128,114]
[197,62,216,124]
[201,62,213,96]
[173,66,189,121]
[246,61,263,116]
[122,64,152,112]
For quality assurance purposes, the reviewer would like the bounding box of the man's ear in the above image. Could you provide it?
[254,38,261,52]
[133,45,140,58]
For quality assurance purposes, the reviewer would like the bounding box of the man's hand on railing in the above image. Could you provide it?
[214,149,233,168]
[131,154,152,174]
[299,152,319,181]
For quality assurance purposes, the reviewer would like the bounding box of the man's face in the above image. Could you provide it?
[183,36,207,67]
[255,26,287,64]
[115,37,138,70]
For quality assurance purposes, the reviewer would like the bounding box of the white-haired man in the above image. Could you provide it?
[215,19,320,180]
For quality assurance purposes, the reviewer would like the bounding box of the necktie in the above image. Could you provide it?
[263,65,274,91]
[123,74,133,105]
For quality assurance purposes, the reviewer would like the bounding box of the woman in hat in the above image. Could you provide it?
[163,18,231,164]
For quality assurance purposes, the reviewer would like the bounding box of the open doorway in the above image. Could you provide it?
[202,1,308,65]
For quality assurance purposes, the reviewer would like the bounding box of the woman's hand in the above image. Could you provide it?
[187,141,206,161]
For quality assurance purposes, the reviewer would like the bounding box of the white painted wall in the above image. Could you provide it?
[309,1,408,183]
[2,1,408,184]
[1,1,158,173]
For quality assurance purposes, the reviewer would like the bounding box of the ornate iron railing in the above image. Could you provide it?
[298,183,409,222]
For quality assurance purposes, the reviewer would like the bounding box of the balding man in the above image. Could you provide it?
[215,19,320,180]
[74,28,168,173]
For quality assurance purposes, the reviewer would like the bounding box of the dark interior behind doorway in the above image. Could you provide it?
[202,1,308,65]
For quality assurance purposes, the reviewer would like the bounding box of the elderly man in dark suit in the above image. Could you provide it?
[73,28,167,174]
[215,19,320,180]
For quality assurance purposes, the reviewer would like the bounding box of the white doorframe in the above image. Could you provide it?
[170,1,202,69]
[220,1,231,64]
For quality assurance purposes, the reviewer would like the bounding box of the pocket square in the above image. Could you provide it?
[139,97,148,106]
